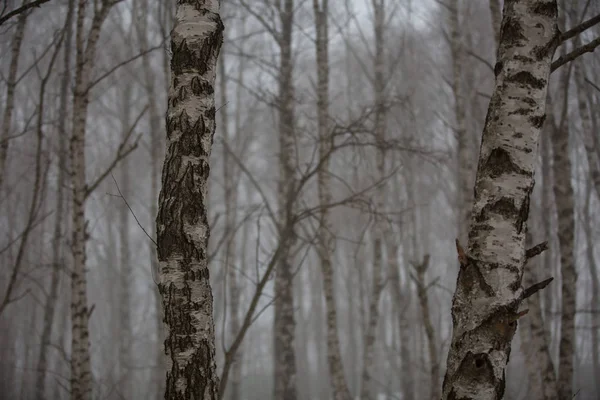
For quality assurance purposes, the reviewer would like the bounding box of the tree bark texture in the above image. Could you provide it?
[273,1,299,399]
[441,1,559,399]
[156,1,224,399]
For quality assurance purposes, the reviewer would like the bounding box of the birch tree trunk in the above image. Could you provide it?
[441,1,559,398]
[449,0,473,242]
[0,3,28,192]
[550,58,577,400]
[273,1,299,398]
[70,1,117,398]
[313,1,352,399]
[156,1,224,399]
[34,2,74,396]
[360,2,387,398]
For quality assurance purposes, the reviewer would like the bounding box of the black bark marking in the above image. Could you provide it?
[456,257,495,297]
[501,17,526,46]
[494,61,503,77]
[508,108,529,116]
[482,147,527,178]
[516,189,530,234]
[506,71,545,89]
[530,1,558,18]
[529,114,546,128]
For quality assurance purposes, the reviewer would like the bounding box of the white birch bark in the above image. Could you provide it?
[156,1,224,399]
[441,1,559,398]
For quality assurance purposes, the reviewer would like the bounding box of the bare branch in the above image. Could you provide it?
[560,13,600,43]
[551,36,600,73]
[0,0,51,26]
[84,106,147,198]
[525,241,549,261]
[522,277,554,300]
[87,41,165,90]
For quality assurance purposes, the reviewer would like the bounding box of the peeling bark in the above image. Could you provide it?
[441,1,559,399]
[156,1,224,399]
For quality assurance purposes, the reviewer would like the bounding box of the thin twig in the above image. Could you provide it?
[0,0,51,26]
[522,277,554,300]
[560,13,600,43]
[110,173,157,247]
[551,36,600,73]
[525,241,548,261]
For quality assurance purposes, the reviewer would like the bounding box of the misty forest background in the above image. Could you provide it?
[0,0,599,399]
